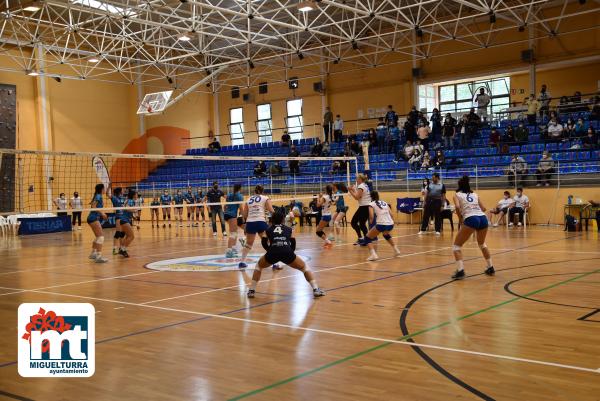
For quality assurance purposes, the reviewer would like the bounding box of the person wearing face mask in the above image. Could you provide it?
[515,122,529,144]
[173,189,185,227]
[206,181,227,237]
[442,113,456,149]
[70,191,83,230]
[582,127,598,150]
[506,154,528,187]
[536,151,555,186]
[53,193,68,217]
[524,93,539,126]
[538,84,551,118]
[488,191,512,227]
[574,118,588,137]
[546,118,564,142]
[508,188,530,227]
[160,189,172,228]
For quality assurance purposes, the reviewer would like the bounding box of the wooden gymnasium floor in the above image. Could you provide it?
[0,223,599,401]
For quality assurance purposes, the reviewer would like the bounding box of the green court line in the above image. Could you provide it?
[228,269,599,400]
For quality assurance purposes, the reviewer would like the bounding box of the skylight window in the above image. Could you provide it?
[71,0,139,17]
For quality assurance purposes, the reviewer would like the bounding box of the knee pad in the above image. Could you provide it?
[94,236,105,245]
[383,233,392,240]
[452,244,462,251]
[479,243,488,250]
[114,231,120,239]
[362,236,374,244]
[316,230,325,238]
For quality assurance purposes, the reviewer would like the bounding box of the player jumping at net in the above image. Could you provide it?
[238,185,274,269]
[110,187,125,255]
[315,184,335,248]
[247,210,325,299]
[87,183,109,263]
[361,190,401,261]
[451,175,495,280]
[225,183,244,258]
[174,189,184,227]
[160,189,172,228]
[185,187,195,227]
[116,190,137,258]
[331,183,348,243]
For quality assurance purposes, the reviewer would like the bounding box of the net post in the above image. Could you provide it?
[557,160,561,189]
[293,174,297,197]
[247,176,251,196]
[319,173,322,193]
[406,167,409,193]
[269,174,273,195]
[475,165,479,190]
[375,170,378,190]
[346,158,351,189]
[17,156,24,213]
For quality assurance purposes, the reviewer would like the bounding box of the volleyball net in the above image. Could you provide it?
[0,148,359,215]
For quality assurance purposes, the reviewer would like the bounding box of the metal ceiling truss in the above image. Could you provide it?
[0,0,597,96]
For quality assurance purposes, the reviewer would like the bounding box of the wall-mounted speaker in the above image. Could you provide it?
[313,81,324,93]
[521,49,534,63]
[411,67,422,78]
[258,82,268,94]
[242,93,250,102]
[231,87,240,99]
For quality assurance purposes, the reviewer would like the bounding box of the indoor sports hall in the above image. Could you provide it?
[0,1,599,400]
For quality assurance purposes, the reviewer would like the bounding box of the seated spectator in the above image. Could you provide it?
[311,138,323,156]
[330,160,342,175]
[305,197,321,226]
[440,198,454,231]
[546,118,564,142]
[281,130,291,147]
[564,118,576,139]
[350,139,361,155]
[442,113,456,149]
[420,151,431,170]
[489,127,501,150]
[269,161,283,176]
[582,127,598,149]
[322,141,331,156]
[488,191,512,227]
[376,118,386,130]
[558,96,570,114]
[253,160,266,177]
[536,151,555,186]
[433,149,445,168]
[506,154,528,186]
[414,139,424,155]
[574,118,588,137]
[343,145,354,157]
[515,122,529,143]
[571,91,589,113]
[549,110,561,123]
[208,137,221,153]
[508,188,530,227]
[395,140,414,162]
[409,147,423,172]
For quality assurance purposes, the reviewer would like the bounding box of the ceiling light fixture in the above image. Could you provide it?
[88,57,100,63]
[297,1,314,12]
[177,32,191,41]
[297,51,304,60]
[24,6,41,12]
[27,70,39,76]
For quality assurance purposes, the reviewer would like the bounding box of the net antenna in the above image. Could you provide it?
[137,90,173,115]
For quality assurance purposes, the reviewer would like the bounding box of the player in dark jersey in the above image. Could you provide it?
[173,189,185,227]
[110,187,125,255]
[184,187,195,227]
[150,197,160,228]
[116,190,137,257]
[160,190,172,228]
[194,188,206,227]
[247,211,325,299]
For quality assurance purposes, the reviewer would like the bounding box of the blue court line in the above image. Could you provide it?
[0,235,578,370]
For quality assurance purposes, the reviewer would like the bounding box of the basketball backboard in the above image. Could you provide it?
[136,90,173,115]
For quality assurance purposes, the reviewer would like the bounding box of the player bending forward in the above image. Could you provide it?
[451,175,495,280]
[247,211,325,299]
[362,191,401,261]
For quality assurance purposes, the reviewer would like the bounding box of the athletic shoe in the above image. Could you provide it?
[136,226,140,230]
[508,222,514,227]
[418,231,426,235]
[202,222,205,227]
[313,288,326,298]
[225,249,235,258]
[247,289,255,298]
[223,232,228,237]
[451,269,465,280]
[545,183,550,187]
[272,264,283,270]
[493,223,498,227]
[187,224,190,227]
[238,262,247,269]
[88,253,97,260]
[179,224,183,227]
[77,227,82,230]
[434,231,441,236]
[367,253,379,261]
[484,266,495,276]
[112,248,118,255]
[213,232,217,237]
[94,256,108,263]
[118,249,129,258]
[168,223,171,227]
[536,183,542,187]
[163,224,166,228]
[327,235,335,241]
[517,222,522,227]
[353,240,361,245]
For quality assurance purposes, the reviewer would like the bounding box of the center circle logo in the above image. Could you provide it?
[145,253,312,272]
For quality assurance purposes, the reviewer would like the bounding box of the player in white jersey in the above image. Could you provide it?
[360,191,401,261]
[451,176,495,280]
[238,185,274,269]
[315,184,335,248]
